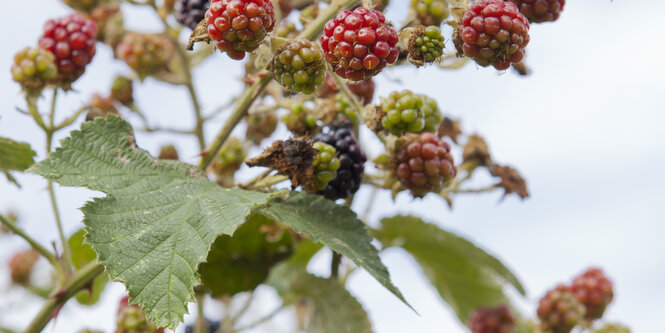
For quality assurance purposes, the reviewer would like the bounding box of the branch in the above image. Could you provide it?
[24,262,105,333]
[0,214,58,267]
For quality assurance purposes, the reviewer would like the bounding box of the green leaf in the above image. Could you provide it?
[68,229,109,306]
[0,137,36,186]
[199,214,294,297]
[268,265,372,333]
[375,215,526,323]
[258,192,411,311]
[31,116,274,328]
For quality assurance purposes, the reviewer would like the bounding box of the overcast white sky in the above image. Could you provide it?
[1,1,665,332]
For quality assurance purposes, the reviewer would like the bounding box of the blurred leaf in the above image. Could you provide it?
[375,215,525,323]
[259,192,412,311]
[68,229,109,306]
[31,116,274,328]
[200,214,294,297]
[0,137,36,186]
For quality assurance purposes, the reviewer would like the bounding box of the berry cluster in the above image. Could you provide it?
[468,304,516,333]
[177,0,210,30]
[312,142,341,191]
[411,0,450,26]
[270,39,326,94]
[38,13,97,82]
[245,110,278,144]
[11,47,58,93]
[537,284,586,333]
[116,33,175,80]
[410,25,445,65]
[380,90,443,136]
[282,103,318,136]
[205,0,275,60]
[321,7,399,81]
[454,0,530,70]
[395,133,456,197]
[571,268,614,320]
[507,0,565,23]
[314,124,366,200]
[334,94,359,124]
[8,250,39,285]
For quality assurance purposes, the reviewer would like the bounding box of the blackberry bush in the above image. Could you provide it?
[312,141,341,191]
[10,47,58,95]
[269,39,326,94]
[380,90,443,136]
[537,284,586,333]
[177,0,210,30]
[38,13,97,83]
[314,124,366,200]
[320,7,399,81]
[571,268,614,320]
[507,0,565,23]
[205,0,275,60]
[454,0,530,70]
[115,33,175,80]
[468,304,516,333]
[410,0,450,26]
[394,132,456,197]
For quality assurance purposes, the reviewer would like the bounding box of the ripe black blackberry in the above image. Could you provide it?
[176,0,209,30]
[314,124,366,200]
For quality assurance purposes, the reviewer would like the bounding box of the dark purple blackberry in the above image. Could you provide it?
[176,0,209,30]
[314,124,366,200]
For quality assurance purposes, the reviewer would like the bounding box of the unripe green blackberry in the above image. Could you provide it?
[594,323,631,333]
[111,75,134,106]
[282,103,319,136]
[380,90,442,136]
[115,33,175,80]
[335,94,359,124]
[245,110,278,144]
[10,47,58,95]
[63,0,101,12]
[211,137,247,187]
[409,26,444,65]
[411,0,450,26]
[312,142,341,191]
[537,284,586,333]
[269,39,326,94]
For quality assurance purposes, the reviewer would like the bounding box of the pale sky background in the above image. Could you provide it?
[1,1,665,332]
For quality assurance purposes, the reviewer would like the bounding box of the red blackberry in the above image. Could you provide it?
[468,304,516,333]
[380,90,443,136]
[537,284,585,333]
[177,0,210,30]
[8,250,39,285]
[314,124,366,200]
[507,0,565,23]
[205,0,275,60]
[320,7,399,81]
[410,0,450,26]
[269,39,326,94]
[571,268,614,320]
[10,47,58,95]
[312,142,341,191]
[454,0,530,70]
[116,33,175,80]
[394,133,456,197]
[319,73,376,105]
[38,13,97,83]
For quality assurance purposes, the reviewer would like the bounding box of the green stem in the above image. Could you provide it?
[26,97,47,131]
[199,0,360,171]
[24,262,105,333]
[195,293,207,333]
[232,305,285,332]
[0,214,58,267]
[53,106,88,131]
[331,252,342,278]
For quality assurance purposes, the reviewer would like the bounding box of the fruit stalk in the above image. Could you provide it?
[198,0,362,170]
[0,214,58,267]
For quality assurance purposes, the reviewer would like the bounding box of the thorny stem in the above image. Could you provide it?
[199,0,362,171]
[0,214,58,267]
[24,262,105,333]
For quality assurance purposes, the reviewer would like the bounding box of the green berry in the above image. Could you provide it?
[410,0,450,26]
[312,142,341,190]
[10,47,58,94]
[334,94,359,124]
[380,90,443,136]
[412,26,445,64]
[271,39,326,94]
